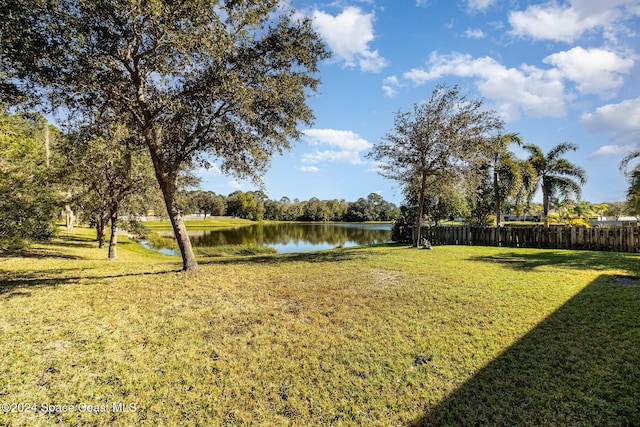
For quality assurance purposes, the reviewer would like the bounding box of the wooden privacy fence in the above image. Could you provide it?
[420,226,640,253]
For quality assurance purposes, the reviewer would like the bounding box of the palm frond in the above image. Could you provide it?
[546,142,578,161]
[620,148,640,173]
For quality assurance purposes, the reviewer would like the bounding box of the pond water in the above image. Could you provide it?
[158,222,393,254]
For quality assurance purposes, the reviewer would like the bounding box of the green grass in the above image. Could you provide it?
[1,229,639,426]
[194,245,278,257]
[143,217,255,231]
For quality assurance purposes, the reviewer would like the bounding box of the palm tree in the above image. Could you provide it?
[620,148,640,172]
[494,151,538,224]
[620,150,640,214]
[523,142,587,221]
[623,165,640,214]
[493,133,537,226]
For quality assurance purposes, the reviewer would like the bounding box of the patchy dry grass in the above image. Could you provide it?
[1,229,639,426]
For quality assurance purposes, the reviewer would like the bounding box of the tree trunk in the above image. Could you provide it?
[542,179,550,227]
[65,205,74,233]
[108,207,118,259]
[161,179,198,270]
[143,128,198,271]
[414,172,428,247]
[494,154,501,228]
[96,214,106,249]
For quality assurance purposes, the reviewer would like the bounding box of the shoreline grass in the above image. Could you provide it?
[142,217,256,231]
[1,231,639,425]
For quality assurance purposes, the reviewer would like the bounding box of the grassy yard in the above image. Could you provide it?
[1,229,639,426]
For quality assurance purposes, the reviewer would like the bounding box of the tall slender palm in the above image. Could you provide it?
[523,142,587,219]
[493,133,537,226]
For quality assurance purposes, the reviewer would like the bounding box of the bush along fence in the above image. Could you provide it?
[420,226,640,253]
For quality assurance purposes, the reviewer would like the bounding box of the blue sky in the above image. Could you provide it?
[200,0,640,205]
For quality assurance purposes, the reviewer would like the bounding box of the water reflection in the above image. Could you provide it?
[181,222,392,253]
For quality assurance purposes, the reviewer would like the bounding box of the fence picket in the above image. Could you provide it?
[419,226,640,253]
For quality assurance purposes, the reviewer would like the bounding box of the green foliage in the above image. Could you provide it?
[187,191,227,218]
[226,190,265,221]
[2,0,330,271]
[194,244,278,257]
[492,135,537,224]
[57,117,160,257]
[369,83,504,245]
[467,165,496,226]
[391,205,416,242]
[620,148,640,213]
[124,220,151,239]
[178,189,398,223]
[523,142,587,218]
[0,113,60,247]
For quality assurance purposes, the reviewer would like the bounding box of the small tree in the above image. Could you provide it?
[369,84,503,246]
[60,118,157,258]
[592,203,609,221]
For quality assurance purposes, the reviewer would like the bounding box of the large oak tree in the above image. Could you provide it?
[2,0,329,270]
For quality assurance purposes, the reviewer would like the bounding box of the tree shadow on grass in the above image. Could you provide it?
[468,249,640,275]
[0,248,85,260]
[0,233,102,259]
[411,275,640,426]
[0,269,176,297]
[198,246,384,267]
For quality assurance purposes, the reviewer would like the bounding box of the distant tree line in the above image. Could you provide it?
[176,190,399,223]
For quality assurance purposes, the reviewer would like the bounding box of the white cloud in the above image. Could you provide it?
[582,97,640,142]
[509,4,593,43]
[304,129,372,151]
[464,28,486,39]
[543,47,634,95]
[508,0,640,43]
[382,75,402,98]
[398,46,637,121]
[228,179,243,190]
[403,52,566,120]
[302,129,373,165]
[416,0,428,7]
[312,6,388,73]
[588,144,635,160]
[467,0,496,12]
[303,150,363,164]
[297,165,320,173]
[196,163,222,176]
